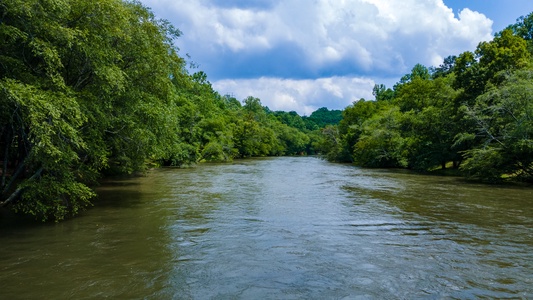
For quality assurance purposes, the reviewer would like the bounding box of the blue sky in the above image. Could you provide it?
[139,0,533,115]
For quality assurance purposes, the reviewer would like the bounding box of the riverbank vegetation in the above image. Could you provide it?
[319,13,533,184]
[0,0,340,221]
[1,0,532,221]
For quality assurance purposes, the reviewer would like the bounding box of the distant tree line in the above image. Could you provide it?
[318,13,533,184]
[0,0,341,221]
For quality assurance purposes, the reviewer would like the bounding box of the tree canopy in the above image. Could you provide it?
[318,12,533,183]
[0,0,336,221]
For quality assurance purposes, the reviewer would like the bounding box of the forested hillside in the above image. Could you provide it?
[0,0,340,221]
[320,13,533,183]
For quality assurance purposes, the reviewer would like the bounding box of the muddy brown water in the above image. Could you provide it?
[1,157,532,299]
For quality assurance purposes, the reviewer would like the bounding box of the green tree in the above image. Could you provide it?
[335,99,380,162]
[306,107,343,128]
[0,0,96,220]
[273,111,307,131]
[314,125,348,162]
[460,69,533,182]
[455,29,531,104]
[0,79,94,220]
[271,122,310,155]
[233,97,279,157]
[372,84,395,101]
[431,55,457,79]
[394,75,461,170]
[0,0,187,220]
[506,12,533,53]
[353,106,406,168]
[394,63,431,90]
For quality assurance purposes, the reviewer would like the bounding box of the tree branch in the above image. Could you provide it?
[1,158,25,197]
[0,167,43,207]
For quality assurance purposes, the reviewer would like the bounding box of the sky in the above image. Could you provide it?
[139,0,533,115]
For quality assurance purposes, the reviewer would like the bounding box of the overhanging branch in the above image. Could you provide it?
[0,167,43,207]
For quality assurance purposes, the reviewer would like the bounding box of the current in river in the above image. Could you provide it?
[1,157,532,299]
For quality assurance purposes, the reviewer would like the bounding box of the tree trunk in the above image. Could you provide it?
[1,159,25,197]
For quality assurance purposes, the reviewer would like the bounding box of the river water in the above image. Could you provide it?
[1,157,532,299]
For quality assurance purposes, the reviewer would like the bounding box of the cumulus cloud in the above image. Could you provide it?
[212,76,376,115]
[140,0,494,113]
[143,0,493,77]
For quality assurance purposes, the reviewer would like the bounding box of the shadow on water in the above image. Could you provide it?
[0,170,177,299]
[0,174,147,229]
[0,208,56,233]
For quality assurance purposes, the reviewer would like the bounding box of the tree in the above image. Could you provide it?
[271,122,310,155]
[506,12,533,54]
[314,125,348,162]
[394,75,462,170]
[353,106,406,168]
[431,55,457,79]
[0,0,96,220]
[372,84,395,101]
[460,69,533,182]
[0,79,94,220]
[272,111,306,131]
[455,29,531,104]
[0,0,187,220]
[394,63,431,90]
[335,99,380,162]
[477,29,531,85]
[306,107,343,128]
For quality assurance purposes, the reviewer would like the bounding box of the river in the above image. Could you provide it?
[1,157,532,299]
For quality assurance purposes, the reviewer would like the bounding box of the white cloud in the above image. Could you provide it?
[139,0,494,113]
[145,0,491,70]
[212,76,376,115]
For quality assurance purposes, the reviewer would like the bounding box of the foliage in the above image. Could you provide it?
[304,107,343,129]
[460,70,533,182]
[353,106,407,168]
[394,75,461,170]
[506,12,533,53]
[2,2,532,221]
[319,13,533,183]
[314,125,350,162]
